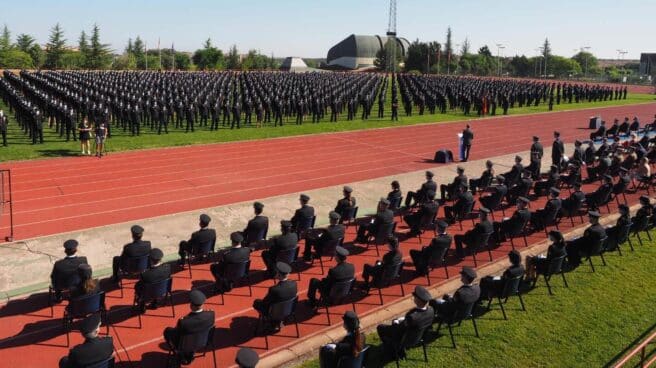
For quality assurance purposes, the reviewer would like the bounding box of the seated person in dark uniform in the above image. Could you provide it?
[410,220,452,275]
[570,140,584,166]
[586,153,611,182]
[405,171,437,208]
[559,163,581,189]
[605,204,630,251]
[377,286,434,359]
[565,211,606,267]
[502,155,524,186]
[51,239,89,301]
[135,248,172,312]
[507,170,533,205]
[235,348,259,368]
[590,120,607,140]
[163,290,215,365]
[478,250,525,301]
[605,119,619,137]
[319,311,366,368]
[526,230,567,280]
[243,202,268,248]
[560,182,586,216]
[618,117,630,135]
[440,165,467,202]
[403,190,439,237]
[469,160,495,195]
[355,198,394,243]
[431,267,481,322]
[253,262,298,331]
[479,175,508,211]
[454,208,493,259]
[59,314,113,368]
[630,116,641,132]
[303,211,345,261]
[307,246,355,307]
[585,175,613,210]
[334,186,357,222]
[584,142,596,166]
[262,221,299,275]
[111,225,151,283]
[69,264,100,299]
[443,184,474,223]
[362,236,403,291]
[291,194,315,234]
[631,195,652,231]
[387,180,402,209]
[211,232,252,292]
[530,187,562,231]
[613,167,631,196]
[178,214,217,264]
[494,197,531,243]
[534,165,560,197]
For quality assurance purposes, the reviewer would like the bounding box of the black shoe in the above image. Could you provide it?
[147,301,159,309]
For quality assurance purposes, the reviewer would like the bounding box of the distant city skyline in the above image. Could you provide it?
[1,0,653,59]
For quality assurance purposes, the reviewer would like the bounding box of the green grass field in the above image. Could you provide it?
[0,94,654,162]
[298,235,656,368]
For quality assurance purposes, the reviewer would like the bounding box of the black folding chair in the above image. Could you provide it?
[312,237,344,275]
[341,206,359,226]
[336,345,369,368]
[366,222,396,256]
[245,227,268,249]
[470,231,494,268]
[187,239,215,278]
[394,325,431,367]
[485,275,526,320]
[501,219,530,249]
[63,292,108,346]
[454,200,477,230]
[389,196,403,217]
[436,301,480,348]
[275,247,302,281]
[631,215,653,246]
[612,221,634,254]
[83,356,115,368]
[118,255,150,298]
[532,254,569,295]
[166,326,217,368]
[582,236,609,272]
[217,260,252,303]
[257,296,300,350]
[423,246,450,285]
[368,260,404,305]
[295,215,317,240]
[134,278,175,328]
[48,273,81,316]
[319,278,356,325]
[415,210,438,242]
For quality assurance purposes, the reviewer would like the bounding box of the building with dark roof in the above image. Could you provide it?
[326,34,410,70]
[640,53,656,75]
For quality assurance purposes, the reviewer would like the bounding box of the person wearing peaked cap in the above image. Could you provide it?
[613,166,632,197]
[303,211,345,262]
[630,196,653,235]
[177,213,217,266]
[211,231,252,293]
[570,139,584,166]
[404,170,438,208]
[243,201,269,249]
[431,266,481,323]
[135,247,172,312]
[561,180,586,217]
[262,220,299,275]
[291,193,315,234]
[461,124,474,162]
[479,173,508,212]
[552,130,565,167]
[529,135,544,179]
[377,282,434,358]
[253,261,298,331]
[51,239,89,302]
[319,311,366,368]
[387,180,402,208]
[354,197,394,244]
[469,159,495,195]
[507,169,534,205]
[534,165,561,197]
[410,219,452,275]
[478,250,525,302]
[236,347,259,368]
[529,186,562,231]
[403,189,439,237]
[163,289,215,365]
[306,244,355,307]
[362,236,403,291]
[585,150,611,182]
[502,155,524,186]
[440,165,468,202]
[59,313,114,368]
[605,204,631,252]
[443,182,474,224]
[493,195,531,244]
[565,209,607,268]
[584,174,613,211]
[111,225,151,283]
[454,207,493,260]
[334,186,357,224]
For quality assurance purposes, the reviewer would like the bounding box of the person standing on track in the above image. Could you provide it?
[78,118,92,156]
[94,118,107,158]
[461,124,474,162]
[552,131,565,168]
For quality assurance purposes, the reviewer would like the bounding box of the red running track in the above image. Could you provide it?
[1,103,655,241]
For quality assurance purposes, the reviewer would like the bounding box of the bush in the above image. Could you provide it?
[0,49,34,68]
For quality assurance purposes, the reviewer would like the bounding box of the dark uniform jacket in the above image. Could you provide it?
[65,336,114,368]
[466,220,494,241]
[335,197,357,218]
[419,179,437,198]
[371,209,395,234]
[176,310,215,336]
[51,256,89,285]
[382,249,403,267]
[552,139,565,162]
[453,284,481,305]
[530,142,544,163]
[583,223,606,244]
[424,234,452,260]
[262,279,298,309]
[462,128,474,146]
[268,232,299,256]
[291,204,315,229]
[453,191,474,215]
[335,333,366,360]
[502,264,525,280]
[317,224,346,246]
[140,264,172,285]
[221,246,251,265]
[121,240,152,259]
[505,209,531,234]
[189,228,217,250]
[244,215,269,243]
[451,174,468,190]
[325,262,356,287]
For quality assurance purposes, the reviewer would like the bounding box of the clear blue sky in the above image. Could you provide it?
[1,0,653,59]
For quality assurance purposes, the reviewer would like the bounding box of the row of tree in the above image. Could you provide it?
[0,23,279,71]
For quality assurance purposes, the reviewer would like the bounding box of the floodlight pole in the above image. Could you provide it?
[386,0,398,74]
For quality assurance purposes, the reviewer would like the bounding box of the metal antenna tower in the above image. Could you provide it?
[386,0,397,73]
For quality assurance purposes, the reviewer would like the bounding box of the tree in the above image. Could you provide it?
[572,51,599,77]
[374,40,403,71]
[87,24,112,69]
[443,26,454,73]
[133,36,146,69]
[0,50,33,68]
[125,38,133,55]
[191,38,225,70]
[226,44,240,69]
[404,39,441,73]
[541,38,552,75]
[44,23,66,69]
[508,55,532,77]
[549,55,581,78]
[0,24,11,52]
[16,33,42,67]
[78,31,89,68]
[460,37,471,55]
[478,45,492,57]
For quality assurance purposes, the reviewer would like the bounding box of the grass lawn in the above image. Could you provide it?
[0,94,654,162]
[298,234,656,368]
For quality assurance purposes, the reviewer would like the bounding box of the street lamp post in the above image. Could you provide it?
[582,46,591,78]
[496,43,505,76]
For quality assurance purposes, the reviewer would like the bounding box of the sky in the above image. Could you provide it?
[1,0,653,59]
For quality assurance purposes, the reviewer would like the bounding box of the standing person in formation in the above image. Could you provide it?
[0,110,7,146]
[78,118,92,156]
[461,124,474,162]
